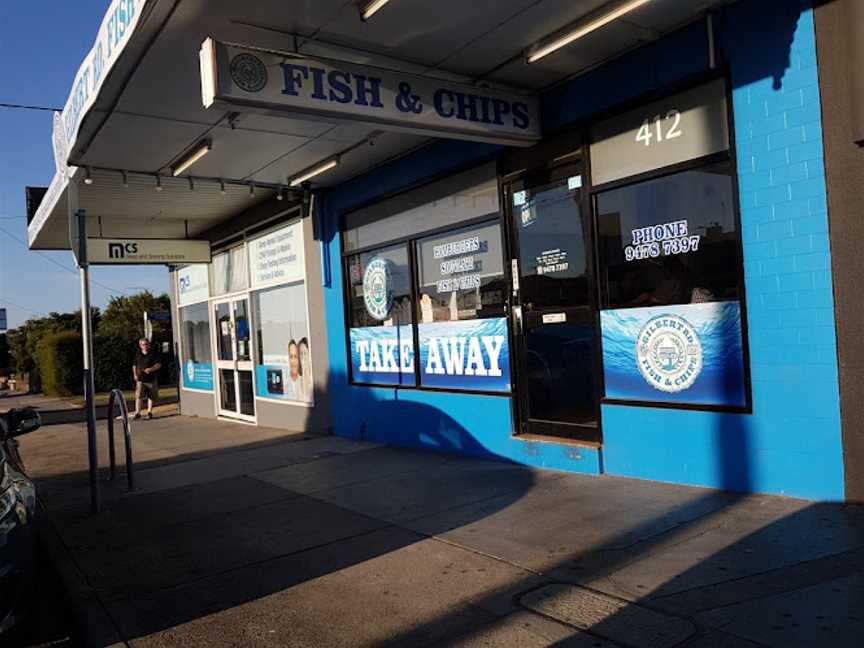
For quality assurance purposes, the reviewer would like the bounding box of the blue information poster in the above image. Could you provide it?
[600,301,746,407]
[349,318,511,391]
[183,360,214,391]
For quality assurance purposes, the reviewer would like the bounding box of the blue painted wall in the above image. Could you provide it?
[320,0,844,499]
[603,1,843,501]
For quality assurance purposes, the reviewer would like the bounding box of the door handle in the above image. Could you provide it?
[512,305,523,335]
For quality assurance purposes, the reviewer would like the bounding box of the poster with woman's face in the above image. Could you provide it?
[254,282,314,403]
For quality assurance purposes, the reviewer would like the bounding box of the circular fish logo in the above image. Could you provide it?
[230,53,268,93]
[363,258,393,321]
[636,313,702,393]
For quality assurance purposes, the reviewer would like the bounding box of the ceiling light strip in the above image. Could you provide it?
[360,0,391,21]
[290,159,339,187]
[527,0,655,63]
[172,140,212,176]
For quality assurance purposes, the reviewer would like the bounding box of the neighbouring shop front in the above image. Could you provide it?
[172,205,331,433]
[320,1,847,501]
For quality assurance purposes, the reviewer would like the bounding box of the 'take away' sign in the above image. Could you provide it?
[87,238,211,265]
[200,38,541,147]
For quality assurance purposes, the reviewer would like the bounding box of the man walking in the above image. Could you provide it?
[132,337,161,420]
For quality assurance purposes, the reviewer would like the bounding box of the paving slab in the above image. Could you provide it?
[305,457,565,526]
[105,530,542,647]
[401,472,737,576]
[55,476,297,553]
[588,498,864,602]
[251,446,457,494]
[696,571,864,648]
[432,611,620,647]
[121,435,380,496]
[520,584,695,648]
[73,493,390,600]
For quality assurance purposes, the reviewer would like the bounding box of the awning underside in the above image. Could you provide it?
[29,0,727,250]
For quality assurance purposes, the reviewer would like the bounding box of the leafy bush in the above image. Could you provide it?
[94,333,136,392]
[94,334,175,392]
[36,331,83,396]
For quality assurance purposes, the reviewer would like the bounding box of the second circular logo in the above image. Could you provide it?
[636,313,702,393]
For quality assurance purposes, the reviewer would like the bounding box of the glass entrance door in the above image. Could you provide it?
[506,161,601,443]
[214,297,256,420]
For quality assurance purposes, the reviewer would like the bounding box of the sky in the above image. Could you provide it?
[0,1,169,329]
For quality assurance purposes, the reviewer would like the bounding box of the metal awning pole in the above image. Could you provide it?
[70,180,100,514]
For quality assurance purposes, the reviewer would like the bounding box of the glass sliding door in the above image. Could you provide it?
[214,297,256,420]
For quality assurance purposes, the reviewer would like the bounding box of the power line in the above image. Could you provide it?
[0,225,128,296]
[0,297,43,317]
[0,101,61,113]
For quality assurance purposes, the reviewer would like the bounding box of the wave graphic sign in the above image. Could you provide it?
[601,301,746,407]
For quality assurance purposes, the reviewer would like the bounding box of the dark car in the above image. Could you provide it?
[0,408,40,635]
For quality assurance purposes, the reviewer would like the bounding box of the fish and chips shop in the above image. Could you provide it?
[25,0,864,501]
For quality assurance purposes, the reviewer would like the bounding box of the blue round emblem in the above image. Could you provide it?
[363,258,393,321]
[636,313,702,393]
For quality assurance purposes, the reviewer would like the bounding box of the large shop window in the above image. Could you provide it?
[344,163,510,393]
[415,222,509,391]
[211,245,248,295]
[595,162,748,408]
[253,283,313,403]
[347,244,415,386]
[247,220,312,404]
[179,302,214,391]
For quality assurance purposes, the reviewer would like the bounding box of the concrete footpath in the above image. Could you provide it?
[16,415,864,647]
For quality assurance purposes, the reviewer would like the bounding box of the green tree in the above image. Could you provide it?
[97,292,175,386]
[5,308,100,392]
[98,292,170,340]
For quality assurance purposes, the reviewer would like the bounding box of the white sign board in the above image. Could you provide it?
[201,39,541,148]
[56,0,148,166]
[87,238,211,265]
[590,78,730,186]
[176,264,210,306]
[248,221,305,289]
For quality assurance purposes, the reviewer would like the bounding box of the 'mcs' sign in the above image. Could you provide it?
[87,238,211,265]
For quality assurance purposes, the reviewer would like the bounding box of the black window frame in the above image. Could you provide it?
[588,71,753,415]
[341,212,512,396]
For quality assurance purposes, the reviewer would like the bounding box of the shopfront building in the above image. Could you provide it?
[25,0,860,502]
[319,0,848,501]
[171,204,331,433]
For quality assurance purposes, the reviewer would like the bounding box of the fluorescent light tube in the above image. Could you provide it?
[172,141,211,176]
[527,0,655,63]
[290,159,339,186]
[360,0,391,21]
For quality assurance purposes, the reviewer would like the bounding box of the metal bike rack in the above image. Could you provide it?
[106,388,135,491]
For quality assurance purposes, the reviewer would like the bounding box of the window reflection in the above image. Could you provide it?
[348,244,413,328]
[415,221,505,323]
[596,163,740,310]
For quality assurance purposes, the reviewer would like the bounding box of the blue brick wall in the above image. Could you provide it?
[602,1,844,500]
[320,0,845,500]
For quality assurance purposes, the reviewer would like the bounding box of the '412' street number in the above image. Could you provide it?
[636,110,682,147]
